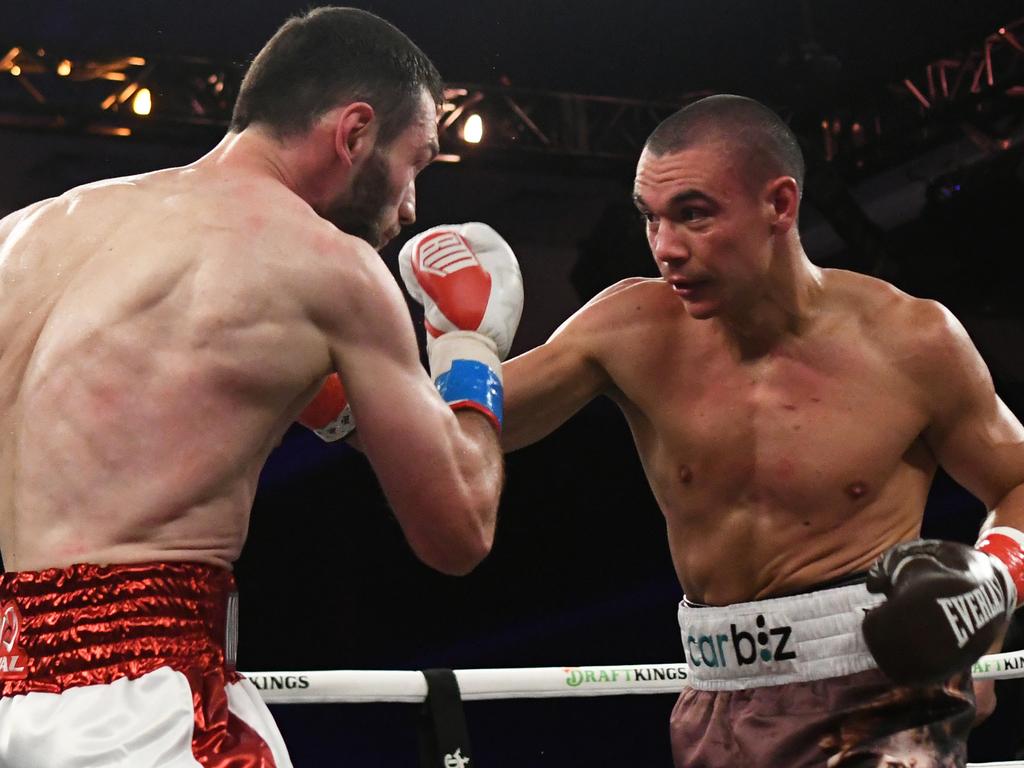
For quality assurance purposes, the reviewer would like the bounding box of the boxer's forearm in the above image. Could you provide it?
[366,400,502,577]
[453,407,503,537]
[403,408,501,576]
[981,483,1024,534]
[501,345,606,452]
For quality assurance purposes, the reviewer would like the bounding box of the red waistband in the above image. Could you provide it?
[0,561,237,696]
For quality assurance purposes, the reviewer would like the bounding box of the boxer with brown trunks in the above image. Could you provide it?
[493,95,1024,767]
[0,8,522,767]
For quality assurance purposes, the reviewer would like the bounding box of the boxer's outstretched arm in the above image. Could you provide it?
[311,236,502,576]
[501,333,608,452]
[501,279,640,451]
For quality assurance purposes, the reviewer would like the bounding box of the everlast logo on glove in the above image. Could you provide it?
[686,614,797,669]
[936,579,1007,648]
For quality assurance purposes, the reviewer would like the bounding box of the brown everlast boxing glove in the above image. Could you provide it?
[862,539,1015,686]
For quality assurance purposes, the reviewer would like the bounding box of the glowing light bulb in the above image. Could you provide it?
[132,88,152,116]
[462,114,484,144]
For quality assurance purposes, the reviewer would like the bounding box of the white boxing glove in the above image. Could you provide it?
[399,223,524,432]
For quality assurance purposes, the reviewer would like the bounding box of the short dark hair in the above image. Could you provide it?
[645,94,805,195]
[230,7,444,144]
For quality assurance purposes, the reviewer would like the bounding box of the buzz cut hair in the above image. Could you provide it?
[645,94,805,195]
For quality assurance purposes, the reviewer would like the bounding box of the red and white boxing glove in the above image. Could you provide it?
[297,373,355,442]
[977,526,1024,609]
[399,223,524,431]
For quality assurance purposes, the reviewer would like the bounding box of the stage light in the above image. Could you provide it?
[132,88,152,116]
[462,113,484,144]
[10,65,21,77]
[57,59,72,76]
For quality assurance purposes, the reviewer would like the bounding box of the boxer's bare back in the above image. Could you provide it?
[0,168,330,571]
[0,100,495,574]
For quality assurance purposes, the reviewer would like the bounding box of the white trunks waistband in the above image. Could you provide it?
[678,582,885,691]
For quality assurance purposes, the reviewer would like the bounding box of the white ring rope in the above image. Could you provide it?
[243,649,1024,705]
[244,653,1024,767]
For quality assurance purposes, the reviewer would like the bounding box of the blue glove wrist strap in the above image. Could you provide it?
[434,359,503,430]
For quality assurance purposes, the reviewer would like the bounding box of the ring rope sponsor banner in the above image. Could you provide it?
[242,651,1024,705]
[970,649,1024,680]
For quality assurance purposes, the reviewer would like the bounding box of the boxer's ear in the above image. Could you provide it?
[333,102,377,170]
[765,175,800,235]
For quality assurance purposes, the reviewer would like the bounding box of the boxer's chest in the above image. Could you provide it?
[612,324,931,509]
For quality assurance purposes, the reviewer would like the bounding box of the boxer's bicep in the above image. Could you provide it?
[500,285,632,452]
[920,304,1024,511]
[319,246,444,452]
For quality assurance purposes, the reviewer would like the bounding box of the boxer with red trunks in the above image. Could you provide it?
[0,8,521,767]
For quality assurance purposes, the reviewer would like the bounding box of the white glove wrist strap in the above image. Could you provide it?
[427,331,502,382]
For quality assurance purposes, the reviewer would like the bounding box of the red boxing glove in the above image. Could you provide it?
[398,223,523,432]
[297,373,355,442]
[398,222,523,361]
[977,526,1024,608]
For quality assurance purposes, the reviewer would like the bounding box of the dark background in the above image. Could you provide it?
[4,1,1024,765]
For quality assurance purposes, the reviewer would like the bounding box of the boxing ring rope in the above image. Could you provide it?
[245,649,1024,704]
[244,649,1024,766]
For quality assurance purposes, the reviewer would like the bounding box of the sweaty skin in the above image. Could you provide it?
[503,144,1024,606]
[0,93,501,575]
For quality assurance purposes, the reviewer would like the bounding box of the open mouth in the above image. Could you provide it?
[669,278,710,297]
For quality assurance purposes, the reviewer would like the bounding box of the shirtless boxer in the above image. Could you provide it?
[465,95,1022,766]
[0,8,522,768]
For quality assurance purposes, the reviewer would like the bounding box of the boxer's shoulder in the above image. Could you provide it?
[575,277,680,328]
[0,197,54,245]
[548,277,689,364]
[824,268,975,391]
[821,267,914,316]
[824,269,956,347]
[589,276,670,304]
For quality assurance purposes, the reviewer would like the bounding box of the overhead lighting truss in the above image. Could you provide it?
[0,16,1020,175]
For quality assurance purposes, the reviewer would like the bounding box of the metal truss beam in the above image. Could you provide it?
[0,17,1020,176]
